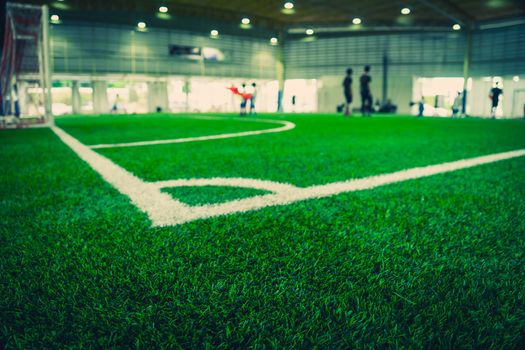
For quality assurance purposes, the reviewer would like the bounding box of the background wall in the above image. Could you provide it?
[50,22,280,79]
[47,21,525,117]
[285,31,465,114]
[285,24,525,116]
[471,24,525,76]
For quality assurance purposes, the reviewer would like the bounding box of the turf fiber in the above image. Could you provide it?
[1,113,525,348]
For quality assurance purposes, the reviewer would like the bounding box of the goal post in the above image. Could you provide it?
[0,2,53,126]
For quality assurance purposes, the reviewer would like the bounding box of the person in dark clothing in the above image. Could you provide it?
[360,65,372,116]
[249,82,257,115]
[342,68,353,116]
[418,100,424,117]
[239,83,247,116]
[489,82,503,118]
[378,99,397,113]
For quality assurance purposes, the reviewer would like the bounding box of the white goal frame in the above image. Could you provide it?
[0,2,52,125]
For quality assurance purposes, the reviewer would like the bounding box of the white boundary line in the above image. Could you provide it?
[176,148,525,226]
[89,116,295,149]
[51,118,525,227]
[51,126,192,221]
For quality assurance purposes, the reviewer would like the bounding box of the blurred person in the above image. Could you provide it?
[342,68,353,116]
[248,82,257,115]
[374,99,381,112]
[111,94,120,113]
[489,82,503,118]
[378,99,397,113]
[418,100,424,117]
[452,91,462,118]
[239,83,248,116]
[360,65,372,116]
[227,84,252,116]
[13,84,20,118]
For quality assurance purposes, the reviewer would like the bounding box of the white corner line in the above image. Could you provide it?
[157,148,525,226]
[49,121,525,227]
[89,116,296,149]
[50,125,192,220]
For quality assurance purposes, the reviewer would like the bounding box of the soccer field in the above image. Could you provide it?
[2,113,525,348]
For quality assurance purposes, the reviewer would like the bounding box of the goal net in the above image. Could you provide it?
[0,2,52,126]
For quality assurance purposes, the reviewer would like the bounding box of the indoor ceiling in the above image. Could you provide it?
[9,0,525,33]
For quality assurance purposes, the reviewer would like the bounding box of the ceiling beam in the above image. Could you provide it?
[414,0,475,27]
[287,25,454,35]
[439,0,477,23]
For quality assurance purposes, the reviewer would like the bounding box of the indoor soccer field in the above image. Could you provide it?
[2,113,525,348]
[2,0,525,348]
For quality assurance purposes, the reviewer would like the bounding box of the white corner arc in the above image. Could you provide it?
[89,116,295,149]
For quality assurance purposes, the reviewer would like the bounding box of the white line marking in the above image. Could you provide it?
[51,121,525,227]
[89,116,295,149]
[171,149,525,226]
[51,126,192,224]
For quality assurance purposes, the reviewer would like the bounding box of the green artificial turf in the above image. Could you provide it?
[67,114,525,186]
[1,113,525,348]
[162,186,270,206]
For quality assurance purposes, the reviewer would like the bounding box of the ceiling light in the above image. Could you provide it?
[210,29,219,37]
[513,76,520,82]
[284,2,294,9]
[352,18,362,25]
[242,18,250,25]
[159,6,168,13]
[137,22,146,29]
[50,14,60,22]
[270,37,278,45]
[306,28,314,35]
[452,23,461,30]
[401,8,411,15]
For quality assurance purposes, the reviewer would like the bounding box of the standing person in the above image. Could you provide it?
[418,99,424,117]
[489,82,503,118]
[248,82,257,115]
[360,65,373,116]
[111,94,120,113]
[239,83,247,116]
[342,68,353,116]
[452,91,462,118]
[13,83,20,118]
